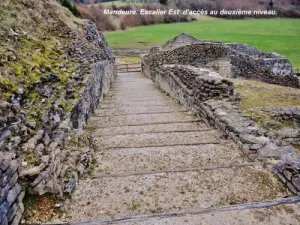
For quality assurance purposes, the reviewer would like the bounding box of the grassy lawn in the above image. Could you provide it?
[115,55,141,65]
[105,18,300,68]
[233,79,300,140]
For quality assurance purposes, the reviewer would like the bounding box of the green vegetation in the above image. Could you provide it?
[115,55,141,65]
[233,79,300,110]
[58,0,81,17]
[234,79,300,133]
[159,0,168,5]
[105,18,300,68]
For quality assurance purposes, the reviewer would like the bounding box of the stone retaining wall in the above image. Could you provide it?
[0,20,116,224]
[142,53,300,195]
[154,65,235,108]
[249,107,300,146]
[22,21,116,196]
[0,152,24,225]
[228,43,298,87]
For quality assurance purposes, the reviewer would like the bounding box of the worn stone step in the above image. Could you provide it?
[93,130,219,149]
[94,142,242,175]
[84,203,300,225]
[67,166,291,221]
[90,112,199,127]
[99,101,179,109]
[113,81,153,86]
[111,87,156,92]
[101,98,170,105]
[104,91,166,98]
[101,96,169,104]
[90,121,207,135]
[94,106,187,117]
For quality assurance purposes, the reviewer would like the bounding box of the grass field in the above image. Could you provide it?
[105,18,300,68]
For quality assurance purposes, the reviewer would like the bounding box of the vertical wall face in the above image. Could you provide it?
[71,21,117,129]
[228,44,299,88]
[0,153,24,225]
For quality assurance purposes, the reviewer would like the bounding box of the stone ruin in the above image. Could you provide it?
[142,33,300,196]
[143,33,299,88]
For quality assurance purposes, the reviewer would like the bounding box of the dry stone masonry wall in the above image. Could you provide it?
[228,43,298,87]
[0,20,116,224]
[249,107,300,146]
[142,33,300,195]
[142,33,299,88]
[0,152,24,225]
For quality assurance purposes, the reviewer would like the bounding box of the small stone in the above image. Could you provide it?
[283,169,293,181]
[287,182,298,194]
[20,163,45,177]
[292,177,300,191]
[43,133,51,146]
[0,130,11,141]
[26,120,36,130]
[35,144,45,154]
[16,88,24,95]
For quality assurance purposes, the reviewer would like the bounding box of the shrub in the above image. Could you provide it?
[58,0,81,17]
[159,0,168,5]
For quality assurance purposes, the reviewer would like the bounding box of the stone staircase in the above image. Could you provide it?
[64,73,300,224]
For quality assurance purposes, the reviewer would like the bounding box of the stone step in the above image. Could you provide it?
[113,81,153,87]
[104,91,166,98]
[101,96,169,104]
[99,101,178,109]
[89,112,199,127]
[100,98,170,106]
[93,130,219,149]
[90,121,207,135]
[94,142,242,175]
[85,203,300,225]
[94,106,187,117]
[111,87,155,92]
[67,166,291,222]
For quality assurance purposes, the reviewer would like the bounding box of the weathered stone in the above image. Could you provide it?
[0,130,11,142]
[35,144,45,154]
[239,134,269,145]
[42,133,51,146]
[6,184,21,206]
[20,164,45,177]
[283,169,293,181]
[287,182,298,194]
[292,177,300,191]
[26,120,36,130]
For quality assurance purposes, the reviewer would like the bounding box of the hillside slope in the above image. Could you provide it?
[0,1,116,224]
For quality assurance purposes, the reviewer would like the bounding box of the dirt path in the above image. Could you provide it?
[65,73,300,224]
